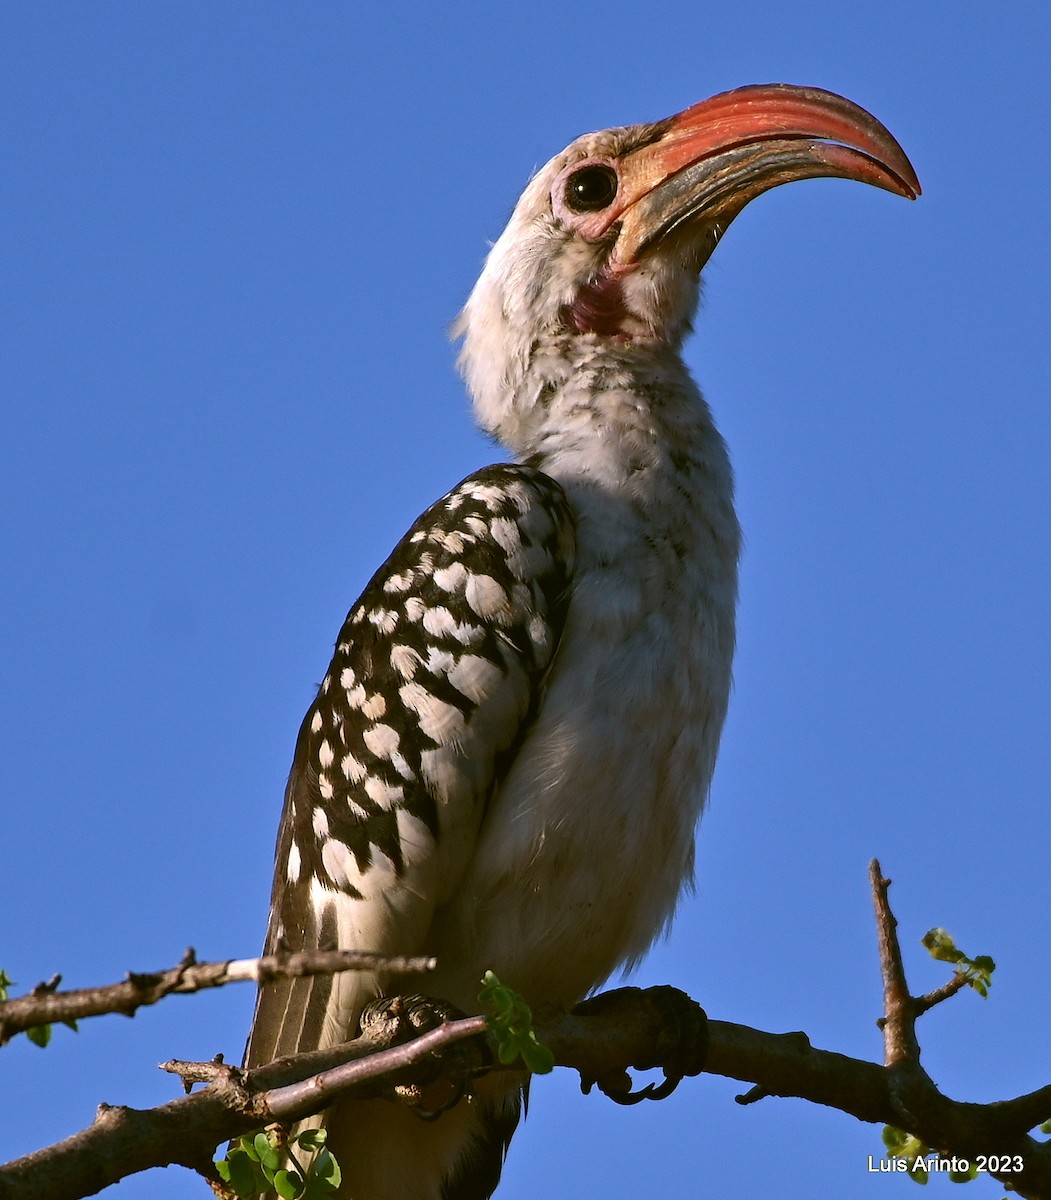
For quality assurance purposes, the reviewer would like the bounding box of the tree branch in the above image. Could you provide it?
[0,948,436,1046]
[868,859,1051,1198]
[0,1006,491,1200]
[5,989,1051,1200]
[3,864,1051,1199]
[912,974,968,1017]
[871,859,921,1066]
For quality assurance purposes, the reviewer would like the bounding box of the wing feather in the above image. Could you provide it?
[245,463,575,1070]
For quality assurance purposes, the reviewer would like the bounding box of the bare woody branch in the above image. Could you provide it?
[3,864,1051,1200]
[5,984,1051,1200]
[871,858,921,1066]
[868,859,1051,1199]
[0,1005,493,1200]
[912,974,969,1017]
[0,949,436,1046]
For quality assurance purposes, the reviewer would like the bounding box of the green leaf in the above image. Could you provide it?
[883,1125,909,1152]
[922,929,996,998]
[480,970,555,1075]
[222,1148,260,1196]
[295,1128,328,1152]
[960,952,995,998]
[881,1126,946,1188]
[273,1168,303,1198]
[25,1023,52,1048]
[0,969,12,1001]
[1040,1117,1051,1135]
[253,1130,281,1171]
[922,928,964,965]
[521,1038,555,1075]
[313,1148,342,1189]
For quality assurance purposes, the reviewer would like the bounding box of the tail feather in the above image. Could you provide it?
[440,1087,523,1200]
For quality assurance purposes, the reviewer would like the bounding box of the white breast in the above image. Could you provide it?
[425,346,740,1011]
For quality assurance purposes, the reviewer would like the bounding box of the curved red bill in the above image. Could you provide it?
[573,84,920,257]
[646,84,920,199]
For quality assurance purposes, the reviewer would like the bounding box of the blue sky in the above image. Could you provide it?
[2,4,1049,1198]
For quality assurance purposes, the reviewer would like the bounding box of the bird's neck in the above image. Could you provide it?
[479,333,740,573]
[477,333,726,492]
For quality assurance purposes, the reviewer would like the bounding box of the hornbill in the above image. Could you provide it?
[245,83,919,1199]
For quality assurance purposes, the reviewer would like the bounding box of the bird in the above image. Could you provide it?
[244,83,919,1199]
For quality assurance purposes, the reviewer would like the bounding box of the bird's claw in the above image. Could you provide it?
[583,1065,686,1104]
[360,994,491,1120]
[359,992,466,1039]
[604,1072,685,1105]
[573,985,708,1104]
[392,1074,469,1121]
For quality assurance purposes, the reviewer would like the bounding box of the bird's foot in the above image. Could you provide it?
[359,994,491,1120]
[572,985,708,1105]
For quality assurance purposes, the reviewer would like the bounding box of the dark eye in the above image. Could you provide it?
[564,163,619,213]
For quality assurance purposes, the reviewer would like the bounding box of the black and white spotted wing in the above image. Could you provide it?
[245,463,575,1066]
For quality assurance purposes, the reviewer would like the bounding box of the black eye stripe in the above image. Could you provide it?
[564,164,619,214]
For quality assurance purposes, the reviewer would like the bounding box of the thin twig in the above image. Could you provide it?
[0,948,436,1045]
[161,1056,243,1093]
[912,974,968,1017]
[265,1015,490,1120]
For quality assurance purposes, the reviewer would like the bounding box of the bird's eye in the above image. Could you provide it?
[563,164,619,213]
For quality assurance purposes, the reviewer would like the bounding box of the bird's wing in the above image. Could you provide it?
[245,463,575,1067]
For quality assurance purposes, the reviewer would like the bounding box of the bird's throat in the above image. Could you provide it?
[563,273,632,337]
